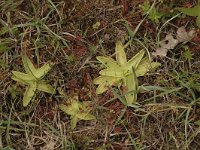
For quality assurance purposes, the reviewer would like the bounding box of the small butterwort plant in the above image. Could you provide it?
[94,41,160,106]
[12,53,55,107]
[59,96,96,129]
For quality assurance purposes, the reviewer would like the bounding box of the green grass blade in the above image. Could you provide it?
[177,5,200,16]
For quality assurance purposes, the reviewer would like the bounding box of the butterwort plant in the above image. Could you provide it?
[94,41,160,106]
[12,53,55,107]
[59,96,96,129]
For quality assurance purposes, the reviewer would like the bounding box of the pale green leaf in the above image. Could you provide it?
[76,113,96,120]
[59,102,79,116]
[135,57,160,76]
[23,82,37,107]
[33,63,51,79]
[37,83,55,94]
[115,41,127,65]
[22,54,51,79]
[11,75,30,85]
[12,71,35,81]
[22,54,37,76]
[71,116,78,129]
[94,76,122,94]
[126,49,145,71]
[99,68,124,78]
[123,71,137,105]
[96,56,119,68]
[59,104,70,114]
[96,82,110,94]
[93,76,121,85]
